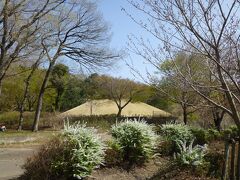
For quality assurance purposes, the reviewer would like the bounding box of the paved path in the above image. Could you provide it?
[0,148,35,180]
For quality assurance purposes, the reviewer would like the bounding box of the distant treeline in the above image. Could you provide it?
[1,64,170,113]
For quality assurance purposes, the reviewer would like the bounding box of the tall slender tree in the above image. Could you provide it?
[32,0,118,131]
[17,51,44,131]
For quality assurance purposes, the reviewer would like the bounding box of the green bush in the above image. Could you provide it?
[175,139,208,167]
[190,128,222,144]
[104,140,123,167]
[208,128,222,141]
[159,123,194,154]
[22,123,105,179]
[222,126,240,139]
[111,119,158,165]
[160,123,193,143]
[191,128,209,145]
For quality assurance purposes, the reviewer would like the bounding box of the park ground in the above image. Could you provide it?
[0,129,222,180]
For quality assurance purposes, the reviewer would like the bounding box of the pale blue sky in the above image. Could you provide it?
[98,0,155,82]
[60,0,157,82]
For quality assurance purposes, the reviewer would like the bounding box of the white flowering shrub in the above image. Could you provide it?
[22,123,105,179]
[175,139,208,167]
[111,119,158,164]
[52,123,105,179]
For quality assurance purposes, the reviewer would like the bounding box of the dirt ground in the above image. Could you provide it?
[87,159,217,180]
[0,131,220,180]
[87,156,169,180]
[0,148,217,180]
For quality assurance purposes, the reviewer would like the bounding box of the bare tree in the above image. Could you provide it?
[126,0,240,129]
[17,51,44,131]
[32,0,118,131]
[101,76,137,117]
[0,0,64,95]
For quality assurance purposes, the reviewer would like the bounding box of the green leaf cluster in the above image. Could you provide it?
[111,119,158,164]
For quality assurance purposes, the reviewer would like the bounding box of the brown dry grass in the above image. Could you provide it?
[61,99,171,118]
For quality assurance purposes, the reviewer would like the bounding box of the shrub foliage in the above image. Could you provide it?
[160,123,193,143]
[22,123,105,179]
[175,139,208,167]
[111,119,158,164]
[160,123,193,154]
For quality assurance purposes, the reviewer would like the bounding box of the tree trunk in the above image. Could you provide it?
[18,70,36,130]
[18,82,32,130]
[182,104,188,125]
[18,55,42,130]
[214,115,224,132]
[214,119,222,132]
[236,139,240,180]
[215,52,240,128]
[117,107,122,117]
[115,98,132,118]
[230,141,236,180]
[27,99,32,111]
[18,106,24,131]
[18,114,24,131]
[27,96,36,111]
[32,62,55,132]
[212,108,225,132]
[222,140,230,180]
[0,1,8,95]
